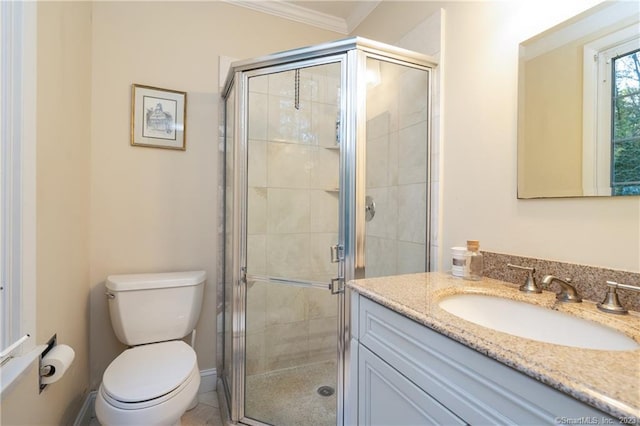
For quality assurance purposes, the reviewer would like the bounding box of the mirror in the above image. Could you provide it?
[517,1,640,198]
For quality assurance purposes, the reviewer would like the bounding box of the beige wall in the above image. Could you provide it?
[1,2,92,425]
[88,1,342,389]
[356,0,639,273]
[438,0,639,272]
[5,1,640,422]
[521,42,584,197]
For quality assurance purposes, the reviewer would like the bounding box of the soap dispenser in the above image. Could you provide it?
[464,240,483,281]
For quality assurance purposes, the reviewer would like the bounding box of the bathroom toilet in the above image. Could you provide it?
[95,270,206,426]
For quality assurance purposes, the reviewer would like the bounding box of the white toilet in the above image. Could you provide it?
[95,270,206,426]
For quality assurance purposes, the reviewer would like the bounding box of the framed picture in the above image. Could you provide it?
[131,84,186,150]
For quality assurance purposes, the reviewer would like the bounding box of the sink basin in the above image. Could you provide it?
[439,294,639,351]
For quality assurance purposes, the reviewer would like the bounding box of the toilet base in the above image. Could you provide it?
[186,394,198,411]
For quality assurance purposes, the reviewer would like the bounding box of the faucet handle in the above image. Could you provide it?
[597,281,640,315]
[507,263,541,294]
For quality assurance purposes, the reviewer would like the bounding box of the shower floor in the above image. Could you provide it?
[245,360,337,426]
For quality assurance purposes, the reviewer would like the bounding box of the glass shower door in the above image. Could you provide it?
[243,61,342,426]
[363,57,430,278]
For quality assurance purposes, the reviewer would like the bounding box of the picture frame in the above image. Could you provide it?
[131,84,186,150]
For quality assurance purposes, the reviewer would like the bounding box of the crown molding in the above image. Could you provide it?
[225,1,380,35]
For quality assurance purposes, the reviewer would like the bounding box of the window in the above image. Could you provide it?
[0,0,37,390]
[583,26,639,196]
[610,47,640,195]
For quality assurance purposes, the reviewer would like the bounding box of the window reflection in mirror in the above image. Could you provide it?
[611,48,640,195]
[517,1,640,198]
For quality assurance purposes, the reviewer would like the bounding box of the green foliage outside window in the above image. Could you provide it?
[612,49,640,195]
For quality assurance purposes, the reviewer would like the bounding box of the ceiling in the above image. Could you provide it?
[226,1,382,34]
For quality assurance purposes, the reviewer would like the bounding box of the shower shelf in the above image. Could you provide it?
[324,146,340,151]
[324,188,339,193]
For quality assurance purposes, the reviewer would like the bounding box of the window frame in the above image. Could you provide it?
[582,25,639,195]
[0,0,38,393]
[609,44,640,194]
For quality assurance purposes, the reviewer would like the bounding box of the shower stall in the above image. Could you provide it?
[220,37,435,425]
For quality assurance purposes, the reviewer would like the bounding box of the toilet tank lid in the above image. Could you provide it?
[106,270,206,292]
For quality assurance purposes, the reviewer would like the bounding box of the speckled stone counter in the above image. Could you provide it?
[347,272,640,419]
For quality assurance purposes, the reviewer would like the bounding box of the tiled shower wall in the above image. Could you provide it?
[245,65,340,375]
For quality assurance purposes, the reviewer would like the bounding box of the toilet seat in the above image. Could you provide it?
[102,340,197,406]
[99,365,199,410]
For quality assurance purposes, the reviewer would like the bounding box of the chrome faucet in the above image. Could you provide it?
[541,275,582,303]
[597,281,640,315]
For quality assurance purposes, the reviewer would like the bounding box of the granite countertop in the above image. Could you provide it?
[347,272,640,419]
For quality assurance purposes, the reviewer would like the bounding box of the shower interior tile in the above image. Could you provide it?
[267,188,310,234]
[265,320,309,371]
[269,70,313,100]
[267,142,310,188]
[268,70,294,98]
[366,133,390,188]
[248,92,268,141]
[249,73,269,94]
[246,234,266,275]
[365,236,398,278]
[397,183,427,244]
[266,284,306,325]
[247,188,267,234]
[306,288,337,320]
[312,102,340,147]
[314,70,341,106]
[267,95,313,144]
[245,328,267,376]
[310,147,339,190]
[246,281,267,332]
[266,233,310,278]
[309,190,338,233]
[398,122,428,185]
[300,68,320,102]
[248,139,267,187]
[397,241,427,274]
[367,111,390,139]
[398,68,428,130]
[308,318,338,364]
[387,130,399,186]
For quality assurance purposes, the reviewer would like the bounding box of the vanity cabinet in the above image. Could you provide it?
[349,293,616,425]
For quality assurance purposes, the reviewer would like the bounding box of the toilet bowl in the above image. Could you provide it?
[96,271,205,426]
[95,341,200,426]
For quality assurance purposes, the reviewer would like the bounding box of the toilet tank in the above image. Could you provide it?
[105,270,205,346]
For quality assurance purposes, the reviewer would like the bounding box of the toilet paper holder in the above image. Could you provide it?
[39,334,57,393]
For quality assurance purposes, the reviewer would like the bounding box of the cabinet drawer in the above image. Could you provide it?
[357,295,612,424]
[358,344,466,426]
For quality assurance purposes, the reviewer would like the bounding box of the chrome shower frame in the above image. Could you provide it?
[220,37,436,426]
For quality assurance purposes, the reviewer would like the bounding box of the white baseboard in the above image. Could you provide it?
[73,390,96,426]
[74,368,218,424]
[199,368,217,393]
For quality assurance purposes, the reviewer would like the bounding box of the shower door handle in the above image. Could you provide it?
[330,244,344,294]
[330,244,343,263]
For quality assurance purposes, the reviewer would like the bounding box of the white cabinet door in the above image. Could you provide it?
[358,344,466,426]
